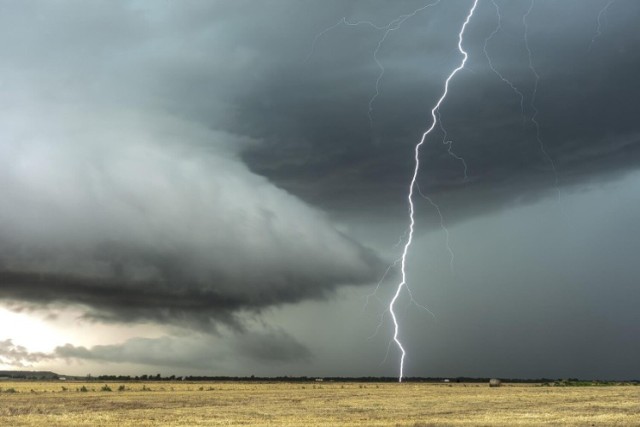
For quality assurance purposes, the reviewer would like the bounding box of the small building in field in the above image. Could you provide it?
[489,378,502,387]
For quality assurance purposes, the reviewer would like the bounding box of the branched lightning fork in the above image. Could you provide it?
[306,1,442,131]
[484,0,526,123]
[523,0,562,200]
[390,0,479,382]
[364,260,400,312]
[363,0,442,130]
[437,110,468,180]
[365,255,435,343]
[485,0,564,219]
[590,0,616,51]
[416,182,455,274]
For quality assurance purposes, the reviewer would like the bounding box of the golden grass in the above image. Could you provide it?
[0,381,638,426]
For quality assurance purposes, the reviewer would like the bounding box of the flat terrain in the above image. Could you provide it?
[0,381,638,426]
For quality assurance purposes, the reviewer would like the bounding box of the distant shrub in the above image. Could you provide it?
[101,385,112,392]
[61,386,68,392]
[118,385,126,392]
[4,388,17,394]
[79,386,88,392]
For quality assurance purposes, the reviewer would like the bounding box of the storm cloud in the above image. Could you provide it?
[1,329,310,370]
[235,0,640,220]
[0,339,52,367]
[0,106,381,326]
[54,328,310,369]
[0,1,639,378]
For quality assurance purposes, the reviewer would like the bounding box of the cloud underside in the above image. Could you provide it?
[1,329,311,370]
[0,268,352,327]
[56,330,312,369]
[0,109,382,327]
[235,2,640,217]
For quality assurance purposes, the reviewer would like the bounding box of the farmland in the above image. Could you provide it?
[0,381,638,426]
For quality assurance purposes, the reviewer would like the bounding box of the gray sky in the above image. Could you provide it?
[0,0,639,380]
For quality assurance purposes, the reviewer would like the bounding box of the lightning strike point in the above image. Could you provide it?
[390,0,479,382]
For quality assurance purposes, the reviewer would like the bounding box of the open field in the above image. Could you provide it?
[0,381,638,426]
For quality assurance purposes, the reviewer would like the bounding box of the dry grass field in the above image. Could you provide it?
[0,381,638,426]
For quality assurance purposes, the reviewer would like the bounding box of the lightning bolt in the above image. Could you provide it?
[306,18,379,64]
[485,0,565,220]
[483,0,526,123]
[390,0,479,382]
[308,0,609,383]
[523,0,562,203]
[437,110,468,180]
[589,0,616,51]
[416,183,455,274]
[364,254,435,343]
[309,2,450,368]
[364,259,400,312]
[364,1,442,130]
[306,2,442,132]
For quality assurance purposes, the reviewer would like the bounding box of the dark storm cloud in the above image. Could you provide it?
[0,0,638,336]
[0,108,382,327]
[232,329,311,363]
[0,2,385,326]
[1,329,309,370]
[53,339,224,370]
[391,177,640,380]
[233,0,640,220]
[53,329,310,370]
